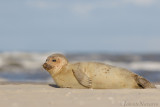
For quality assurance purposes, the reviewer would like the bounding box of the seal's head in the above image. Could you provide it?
[43,54,68,74]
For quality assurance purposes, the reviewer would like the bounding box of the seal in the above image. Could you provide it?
[43,54,156,89]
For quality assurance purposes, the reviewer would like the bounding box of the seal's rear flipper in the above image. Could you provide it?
[135,75,156,89]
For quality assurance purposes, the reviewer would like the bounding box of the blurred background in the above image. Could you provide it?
[0,0,160,83]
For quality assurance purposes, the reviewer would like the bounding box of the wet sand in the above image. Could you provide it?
[0,83,160,107]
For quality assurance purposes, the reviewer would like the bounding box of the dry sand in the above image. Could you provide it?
[0,83,160,107]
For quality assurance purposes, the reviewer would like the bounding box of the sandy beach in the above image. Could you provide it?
[0,83,160,107]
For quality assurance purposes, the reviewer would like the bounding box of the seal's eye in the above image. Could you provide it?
[52,59,56,62]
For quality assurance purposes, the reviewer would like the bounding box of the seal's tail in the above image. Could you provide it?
[134,75,156,89]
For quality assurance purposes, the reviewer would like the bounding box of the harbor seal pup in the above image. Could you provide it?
[43,54,155,89]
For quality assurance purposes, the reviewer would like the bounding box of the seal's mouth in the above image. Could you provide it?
[43,63,53,71]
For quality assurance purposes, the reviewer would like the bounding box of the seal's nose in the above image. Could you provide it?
[43,63,48,69]
[43,63,52,70]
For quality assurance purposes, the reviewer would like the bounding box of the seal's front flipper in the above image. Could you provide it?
[134,75,156,89]
[72,66,92,88]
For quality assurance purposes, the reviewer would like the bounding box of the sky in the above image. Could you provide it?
[0,0,160,53]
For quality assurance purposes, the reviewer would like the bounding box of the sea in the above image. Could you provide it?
[0,52,160,83]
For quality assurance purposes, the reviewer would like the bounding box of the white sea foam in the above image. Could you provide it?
[105,61,160,71]
[0,52,160,72]
[0,52,58,71]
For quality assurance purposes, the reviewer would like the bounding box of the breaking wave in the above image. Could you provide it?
[0,52,160,72]
[0,52,51,72]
